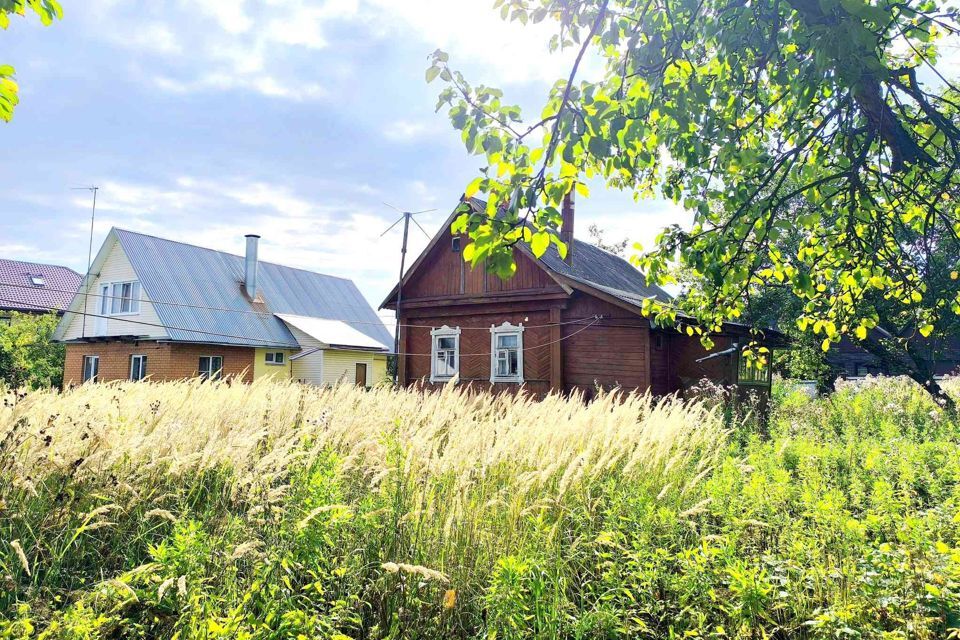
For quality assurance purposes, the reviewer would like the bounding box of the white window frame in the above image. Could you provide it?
[82,355,99,383]
[130,354,148,381]
[105,280,141,316]
[198,355,224,380]
[430,326,461,383]
[100,284,110,315]
[490,322,524,384]
[265,352,285,366]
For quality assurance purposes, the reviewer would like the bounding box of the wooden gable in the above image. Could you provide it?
[400,226,566,302]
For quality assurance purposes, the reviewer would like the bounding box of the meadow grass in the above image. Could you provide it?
[0,377,958,638]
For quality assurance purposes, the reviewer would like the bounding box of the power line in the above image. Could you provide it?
[0,296,294,346]
[0,295,605,357]
[0,279,599,331]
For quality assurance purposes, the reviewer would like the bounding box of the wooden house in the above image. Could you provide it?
[382,195,785,400]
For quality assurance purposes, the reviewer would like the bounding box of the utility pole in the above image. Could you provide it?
[394,210,410,361]
[381,204,434,383]
[72,186,99,338]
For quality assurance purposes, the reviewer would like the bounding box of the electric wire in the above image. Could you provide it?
[0,296,605,357]
[0,280,599,331]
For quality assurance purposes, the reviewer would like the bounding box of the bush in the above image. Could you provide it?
[0,312,64,389]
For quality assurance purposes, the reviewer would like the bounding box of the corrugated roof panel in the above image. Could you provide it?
[115,229,392,348]
[465,198,673,306]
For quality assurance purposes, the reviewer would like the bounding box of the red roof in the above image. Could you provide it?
[0,258,82,314]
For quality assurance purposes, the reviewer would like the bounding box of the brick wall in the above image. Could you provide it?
[64,341,255,386]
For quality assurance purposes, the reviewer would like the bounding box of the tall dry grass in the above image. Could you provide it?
[1,378,958,639]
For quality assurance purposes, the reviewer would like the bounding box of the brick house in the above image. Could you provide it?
[382,195,785,401]
[54,229,391,386]
[0,258,81,323]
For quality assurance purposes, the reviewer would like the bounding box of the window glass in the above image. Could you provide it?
[82,356,99,383]
[199,356,224,380]
[108,281,140,314]
[431,328,460,381]
[130,355,147,381]
[497,334,518,349]
[490,324,523,382]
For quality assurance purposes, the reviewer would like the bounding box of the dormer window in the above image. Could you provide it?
[29,275,45,287]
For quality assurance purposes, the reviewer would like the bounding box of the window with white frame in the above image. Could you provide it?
[265,352,285,365]
[107,281,140,315]
[82,355,99,383]
[490,322,524,383]
[430,326,461,382]
[198,356,223,380]
[130,354,148,381]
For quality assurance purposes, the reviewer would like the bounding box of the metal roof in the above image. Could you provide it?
[112,229,392,349]
[277,314,389,351]
[536,236,673,305]
[0,258,82,313]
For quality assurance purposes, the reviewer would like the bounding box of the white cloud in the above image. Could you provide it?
[383,119,437,142]
[82,0,590,102]
[57,175,441,308]
[365,0,600,85]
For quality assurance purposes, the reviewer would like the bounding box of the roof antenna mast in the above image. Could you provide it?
[380,203,435,383]
[71,185,99,338]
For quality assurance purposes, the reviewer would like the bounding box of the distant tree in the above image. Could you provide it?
[1,1,62,122]
[0,312,64,389]
[587,224,628,256]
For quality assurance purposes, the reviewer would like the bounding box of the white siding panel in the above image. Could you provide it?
[60,238,167,341]
[292,351,324,385]
[286,324,324,349]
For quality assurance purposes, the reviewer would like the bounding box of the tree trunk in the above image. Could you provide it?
[860,332,957,415]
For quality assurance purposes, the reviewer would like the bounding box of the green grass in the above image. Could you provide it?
[0,377,958,639]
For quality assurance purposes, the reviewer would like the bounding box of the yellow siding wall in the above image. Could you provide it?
[373,354,388,385]
[253,348,294,380]
[321,350,379,387]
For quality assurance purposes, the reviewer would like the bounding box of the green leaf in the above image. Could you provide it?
[464,177,484,199]
[425,66,441,83]
[530,231,550,258]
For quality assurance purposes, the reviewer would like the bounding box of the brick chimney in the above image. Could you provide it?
[244,234,260,300]
[561,190,575,265]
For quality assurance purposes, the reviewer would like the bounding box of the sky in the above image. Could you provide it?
[3,0,690,325]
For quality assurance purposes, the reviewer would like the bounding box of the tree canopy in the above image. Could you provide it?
[1,0,62,122]
[428,0,960,393]
[0,312,65,389]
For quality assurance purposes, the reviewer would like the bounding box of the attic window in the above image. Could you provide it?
[451,237,462,253]
[29,275,45,287]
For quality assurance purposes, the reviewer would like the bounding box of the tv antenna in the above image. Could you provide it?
[71,185,99,338]
[380,203,436,381]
